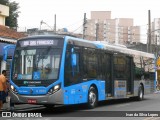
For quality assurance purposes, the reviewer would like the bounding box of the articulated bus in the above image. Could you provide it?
[10,35,155,109]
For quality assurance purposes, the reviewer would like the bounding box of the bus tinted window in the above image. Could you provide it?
[12,48,61,80]
[114,55,126,79]
[64,45,81,86]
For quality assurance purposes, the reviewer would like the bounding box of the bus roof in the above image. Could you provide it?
[18,35,155,59]
[65,36,155,59]
[103,43,154,58]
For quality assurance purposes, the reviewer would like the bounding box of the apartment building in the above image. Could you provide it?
[104,19,116,43]
[128,26,140,43]
[85,11,141,44]
[117,18,133,44]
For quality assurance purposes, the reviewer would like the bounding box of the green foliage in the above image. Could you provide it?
[0,0,9,5]
[0,0,20,29]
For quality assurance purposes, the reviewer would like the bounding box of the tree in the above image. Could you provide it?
[0,0,9,5]
[0,0,20,29]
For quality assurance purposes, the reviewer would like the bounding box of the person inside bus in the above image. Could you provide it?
[0,70,7,110]
[45,64,55,79]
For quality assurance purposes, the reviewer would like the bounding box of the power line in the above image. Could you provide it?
[71,25,83,33]
[64,19,83,28]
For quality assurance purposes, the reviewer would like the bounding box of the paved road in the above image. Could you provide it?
[1,93,160,120]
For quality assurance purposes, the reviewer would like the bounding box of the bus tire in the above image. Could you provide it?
[87,86,98,109]
[137,85,144,101]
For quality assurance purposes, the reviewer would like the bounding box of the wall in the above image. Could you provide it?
[0,4,9,25]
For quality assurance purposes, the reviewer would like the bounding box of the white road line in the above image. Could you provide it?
[144,117,160,120]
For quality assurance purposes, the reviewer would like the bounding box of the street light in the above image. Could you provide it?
[40,20,54,31]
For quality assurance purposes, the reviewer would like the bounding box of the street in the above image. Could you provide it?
[1,93,160,120]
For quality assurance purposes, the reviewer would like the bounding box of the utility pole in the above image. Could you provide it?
[96,23,99,41]
[147,10,151,53]
[82,13,87,39]
[54,14,56,33]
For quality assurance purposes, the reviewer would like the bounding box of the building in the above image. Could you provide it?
[103,19,116,43]
[152,18,160,45]
[128,26,140,43]
[116,18,133,44]
[91,11,111,21]
[0,4,9,26]
[85,11,141,44]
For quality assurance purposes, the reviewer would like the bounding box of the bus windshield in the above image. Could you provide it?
[12,47,61,80]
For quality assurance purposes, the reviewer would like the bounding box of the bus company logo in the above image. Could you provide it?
[2,112,11,117]
[24,81,28,85]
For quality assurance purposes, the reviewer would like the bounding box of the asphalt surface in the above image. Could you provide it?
[1,92,160,120]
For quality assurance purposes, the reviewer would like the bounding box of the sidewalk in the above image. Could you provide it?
[0,96,14,111]
[154,90,160,94]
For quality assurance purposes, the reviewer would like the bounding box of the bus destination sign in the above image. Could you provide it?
[20,40,58,47]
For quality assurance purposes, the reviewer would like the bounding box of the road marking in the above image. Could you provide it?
[144,117,160,120]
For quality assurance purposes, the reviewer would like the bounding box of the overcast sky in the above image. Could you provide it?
[12,0,160,34]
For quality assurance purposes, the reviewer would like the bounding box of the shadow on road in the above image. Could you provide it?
[10,97,151,116]
[98,97,149,107]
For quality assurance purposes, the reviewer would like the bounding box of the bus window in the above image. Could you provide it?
[114,55,126,79]
[83,48,98,79]
[134,56,144,80]
[64,45,81,86]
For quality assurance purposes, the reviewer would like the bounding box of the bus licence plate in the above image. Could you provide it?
[28,99,37,104]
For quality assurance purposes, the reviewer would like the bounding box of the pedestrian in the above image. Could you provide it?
[0,70,7,110]
[10,99,14,111]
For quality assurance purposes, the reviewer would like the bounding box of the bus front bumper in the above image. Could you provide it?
[9,89,63,105]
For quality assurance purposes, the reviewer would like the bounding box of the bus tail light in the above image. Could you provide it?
[48,84,61,94]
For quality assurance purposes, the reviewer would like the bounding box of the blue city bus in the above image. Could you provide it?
[10,35,155,109]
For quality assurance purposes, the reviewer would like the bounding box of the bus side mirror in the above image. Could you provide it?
[71,53,77,66]
[71,48,77,66]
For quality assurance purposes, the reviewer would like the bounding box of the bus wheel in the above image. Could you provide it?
[87,86,97,109]
[137,85,144,101]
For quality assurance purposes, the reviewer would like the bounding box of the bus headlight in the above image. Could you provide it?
[48,84,61,94]
[10,85,18,93]
[54,84,60,91]
[11,85,14,90]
